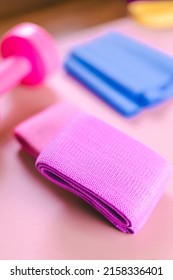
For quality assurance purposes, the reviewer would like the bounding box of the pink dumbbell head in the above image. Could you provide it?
[0,22,59,95]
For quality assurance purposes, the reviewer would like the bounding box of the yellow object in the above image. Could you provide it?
[128,1,173,29]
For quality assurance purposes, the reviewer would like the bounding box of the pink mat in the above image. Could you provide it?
[14,103,171,234]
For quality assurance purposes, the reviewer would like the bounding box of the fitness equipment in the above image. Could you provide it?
[0,22,59,96]
[128,1,173,29]
[64,31,173,117]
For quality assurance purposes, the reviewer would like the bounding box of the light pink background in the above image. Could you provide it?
[1,18,173,259]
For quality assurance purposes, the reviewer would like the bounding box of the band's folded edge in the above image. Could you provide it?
[35,113,171,234]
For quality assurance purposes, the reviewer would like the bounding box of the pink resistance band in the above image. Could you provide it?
[14,103,80,158]
[14,103,171,234]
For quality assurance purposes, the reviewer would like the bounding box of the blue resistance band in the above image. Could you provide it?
[64,32,173,117]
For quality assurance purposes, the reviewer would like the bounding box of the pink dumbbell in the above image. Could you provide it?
[0,22,59,96]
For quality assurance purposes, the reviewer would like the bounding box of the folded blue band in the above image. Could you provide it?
[64,32,173,117]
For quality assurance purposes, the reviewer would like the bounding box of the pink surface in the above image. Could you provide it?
[1,18,173,259]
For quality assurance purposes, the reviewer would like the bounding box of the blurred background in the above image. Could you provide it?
[0,0,127,36]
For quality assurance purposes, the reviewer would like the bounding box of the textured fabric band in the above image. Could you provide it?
[35,112,171,234]
[14,102,80,158]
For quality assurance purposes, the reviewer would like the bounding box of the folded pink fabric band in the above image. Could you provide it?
[14,103,80,158]
[14,103,171,234]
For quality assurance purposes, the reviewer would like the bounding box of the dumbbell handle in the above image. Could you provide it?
[0,56,31,96]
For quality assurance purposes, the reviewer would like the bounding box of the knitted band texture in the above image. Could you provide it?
[35,113,171,234]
